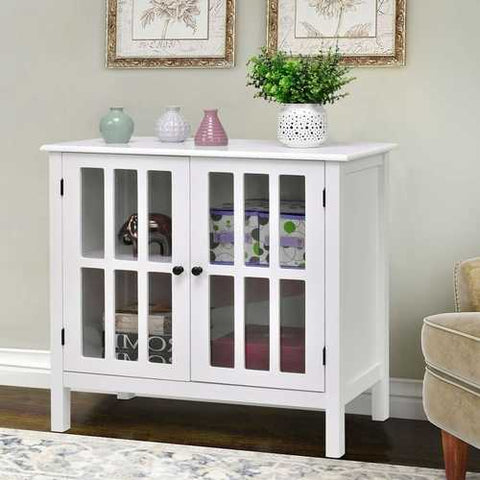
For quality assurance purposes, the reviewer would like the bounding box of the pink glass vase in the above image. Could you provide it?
[194,109,228,146]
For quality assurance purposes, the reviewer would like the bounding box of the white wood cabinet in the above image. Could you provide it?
[42,138,396,458]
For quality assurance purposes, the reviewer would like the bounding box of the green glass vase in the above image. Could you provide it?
[99,107,134,144]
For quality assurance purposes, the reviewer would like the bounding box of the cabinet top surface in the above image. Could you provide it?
[41,137,396,162]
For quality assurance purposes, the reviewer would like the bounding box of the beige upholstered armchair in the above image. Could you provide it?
[422,258,480,480]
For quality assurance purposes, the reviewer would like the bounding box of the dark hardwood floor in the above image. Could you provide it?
[1,386,479,471]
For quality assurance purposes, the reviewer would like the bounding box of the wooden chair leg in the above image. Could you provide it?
[442,430,468,480]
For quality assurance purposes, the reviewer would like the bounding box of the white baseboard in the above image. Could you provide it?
[346,378,425,421]
[0,348,426,420]
[0,348,51,389]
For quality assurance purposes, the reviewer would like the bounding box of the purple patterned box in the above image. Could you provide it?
[210,200,305,268]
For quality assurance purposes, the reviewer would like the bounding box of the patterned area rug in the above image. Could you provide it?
[0,427,478,479]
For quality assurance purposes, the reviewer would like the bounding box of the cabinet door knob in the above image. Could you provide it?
[191,266,203,276]
[172,266,184,276]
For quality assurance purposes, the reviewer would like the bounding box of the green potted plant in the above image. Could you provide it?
[247,48,354,148]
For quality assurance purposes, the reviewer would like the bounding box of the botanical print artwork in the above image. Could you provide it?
[296,0,377,39]
[133,0,209,40]
[268,0,406,66]
[107,0,235,68]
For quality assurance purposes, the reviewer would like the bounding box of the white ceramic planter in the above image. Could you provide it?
[277,104,327,148]
[156,106,190,143]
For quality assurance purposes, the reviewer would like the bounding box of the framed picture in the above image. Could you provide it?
[107,0,236,68]
[267,0,406,66]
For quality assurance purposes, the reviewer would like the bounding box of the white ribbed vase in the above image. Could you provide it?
[277,104,327,148]
[156,106,190,143]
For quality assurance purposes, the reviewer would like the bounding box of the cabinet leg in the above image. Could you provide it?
[325,406,345,458]
[117,393,136,401]
[51,386,71,432]
[372,377,390,421]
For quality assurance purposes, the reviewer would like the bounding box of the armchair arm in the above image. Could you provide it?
[422,313,480,454]
[422,313,480,387]
[455,257,480,312]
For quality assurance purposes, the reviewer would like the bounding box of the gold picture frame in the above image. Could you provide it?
[107,0,236,68]
[267,0,406,66]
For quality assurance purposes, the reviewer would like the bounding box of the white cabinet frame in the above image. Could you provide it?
[43,138,395,459]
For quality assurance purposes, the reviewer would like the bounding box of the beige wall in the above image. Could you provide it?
[1,0,480,379]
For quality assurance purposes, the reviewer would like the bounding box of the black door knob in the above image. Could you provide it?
[191,266,203,276]
[172,266,184,276]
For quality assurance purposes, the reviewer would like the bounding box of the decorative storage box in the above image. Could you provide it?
[210,200,306,268]
[108,305,172,364]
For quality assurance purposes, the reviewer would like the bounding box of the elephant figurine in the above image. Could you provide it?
[118,213,172,258]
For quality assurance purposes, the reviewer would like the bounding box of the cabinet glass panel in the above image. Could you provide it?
[245,277,270,371]
[115,170,138,260]
[148,272,173,364]
[115,270,138,362]
[81,169,104,258]
[209,173,234,265]
[148,171,172,263]
[279,176,305,270]
[209,275,234,368]
[244,174,270,267]
[280,280,305,373]
[82,268,105,359]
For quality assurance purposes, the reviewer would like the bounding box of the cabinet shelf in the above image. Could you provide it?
[81,250,173,265]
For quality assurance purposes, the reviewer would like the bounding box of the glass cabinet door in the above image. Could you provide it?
[191,158,325,392]
[63,155,189,381]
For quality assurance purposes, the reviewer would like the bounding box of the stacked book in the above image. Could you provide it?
[112,303,172,364]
